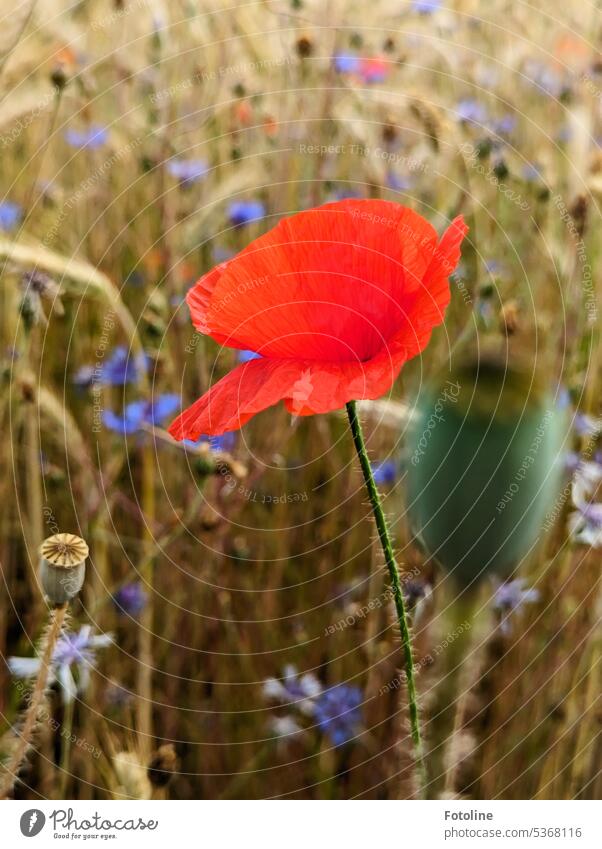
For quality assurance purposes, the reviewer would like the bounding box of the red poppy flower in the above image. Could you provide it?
[169,199,467,439]
[359,56,390,84]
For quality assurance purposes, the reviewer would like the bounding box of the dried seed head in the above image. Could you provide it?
[19,271,63,329]
[147,744,178,788]
[50,64,69,90]
[381,120,398,145]
[21,270,60,300]
[40,533,88,567]
[295,36,313,59]
[39,533,88,604]
[500,299,520,336]
[113,751,152,800]
[569,193,588,238]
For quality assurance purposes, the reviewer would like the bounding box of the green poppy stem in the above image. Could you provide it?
[346,401,427,796]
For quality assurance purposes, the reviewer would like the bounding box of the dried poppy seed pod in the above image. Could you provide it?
[405,358,567,588]
[39,533,88,604]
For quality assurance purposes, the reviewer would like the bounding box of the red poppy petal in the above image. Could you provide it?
[421,215,468,320]
[384,215,468,361]
[169,346,410,439]
[185,261,251,351]
[189,199,441,362]
[168,358,307,439]
[284,349,408,417]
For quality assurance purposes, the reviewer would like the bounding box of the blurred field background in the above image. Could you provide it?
[0,0,600,800]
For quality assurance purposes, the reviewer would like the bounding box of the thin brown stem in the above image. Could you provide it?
[0,603,68,798]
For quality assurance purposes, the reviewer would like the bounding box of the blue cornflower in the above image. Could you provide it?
[9,626,112,704]
[313,685,363,746]
[263,664,322,715]
[570,499,602,548]
[74,346,148,388]
[208,432,236,453]
[166,158,209,185]
[228,200,266,226]
[100,347,147,385]
[523,61,565,99]
[456,99,488,126]
[483,258,503,276]
[113,582,148,617]
[0,200,22,231]
[569,464,602,548]
[371,459,397,486]
[522,163,542,182]
[492,579,539,634]
[412,0,443,13]
[268,716,303,738]
[564,451,582,474]
[65,125,109,149]
[386,172,415,191]
[573,412,602,437]
[237,350,261,363]
[102,394,180,434]
[334,54,360,74]
[489,115,516,136]
[72,365,96,388]
[403,579,430,608]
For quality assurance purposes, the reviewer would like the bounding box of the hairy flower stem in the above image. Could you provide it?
[346,401,427,796]
[0,603,68,799]
[58,694,74,798]
[137,444,155,760]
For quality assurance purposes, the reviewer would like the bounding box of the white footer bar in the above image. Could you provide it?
[2,799,599,848]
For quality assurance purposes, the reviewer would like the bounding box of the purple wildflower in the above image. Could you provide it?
[523,61,566,99]
[334,54,360,74]
[74,346,148,388]
[268,716,303,739]
[113,582,148,617]
[412,0,443,13]
[228,200,266,226]
[492,579,539,634]
[313,685,363,746]
[456,99,488,126]
[489,115,516,136]
[65,125,109,149]
[387,172,415,191]
[573,412,602,438]
[102,394,180,435]
[166,158,209,185]
[569,465,602,548]
[263,664,322,715]
[0,200,22,231]
[522,163,542,182]
[9,626,112,703]
[371,459,397,486]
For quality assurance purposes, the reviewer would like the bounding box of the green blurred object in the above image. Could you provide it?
[405,358,567,587]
